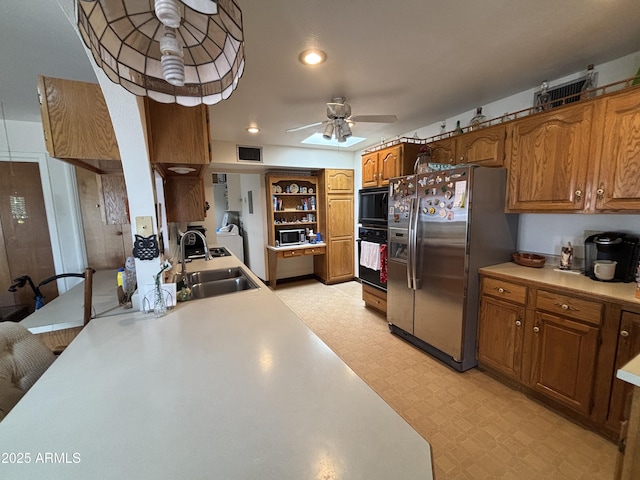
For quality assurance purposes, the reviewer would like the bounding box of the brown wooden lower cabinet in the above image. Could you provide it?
[362,283,387,314]
[478,272,634,440]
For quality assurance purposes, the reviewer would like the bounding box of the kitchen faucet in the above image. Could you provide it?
[180,230,211,286]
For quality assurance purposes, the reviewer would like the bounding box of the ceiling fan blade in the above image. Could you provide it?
[349,115,397,124]
[285,121,324,133]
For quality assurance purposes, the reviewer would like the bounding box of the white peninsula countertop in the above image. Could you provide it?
[0,255,433,479]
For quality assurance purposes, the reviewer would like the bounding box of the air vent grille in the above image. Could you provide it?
[533,73,597,109]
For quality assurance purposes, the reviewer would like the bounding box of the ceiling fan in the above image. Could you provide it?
[286,97,397,142]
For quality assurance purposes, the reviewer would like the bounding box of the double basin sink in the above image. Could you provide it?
[177,266,259,299]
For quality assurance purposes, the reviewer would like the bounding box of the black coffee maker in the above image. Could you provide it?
[584,232,640,282]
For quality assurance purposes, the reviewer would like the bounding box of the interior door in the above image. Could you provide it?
[0,162,58,311]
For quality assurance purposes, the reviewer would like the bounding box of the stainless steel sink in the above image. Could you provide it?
[184,267,244,285]
[190,276,258,299]
[177,267,259,299]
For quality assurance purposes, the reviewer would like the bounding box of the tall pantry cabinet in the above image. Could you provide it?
[314,169,355,284]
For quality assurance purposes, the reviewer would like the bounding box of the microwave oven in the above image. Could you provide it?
[359,187,388,227]
[279,228,305,246]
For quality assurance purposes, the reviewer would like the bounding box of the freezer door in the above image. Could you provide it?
[412,169,470,361]
[387,227,414,334]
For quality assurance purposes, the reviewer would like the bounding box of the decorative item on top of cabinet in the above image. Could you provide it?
[361,143,422,188]
[143,98,211,174]
[37,76,120,167]
[314,169,354,284]
[506,101,594,212]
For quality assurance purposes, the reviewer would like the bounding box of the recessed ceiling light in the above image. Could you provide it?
[299,49,327,66]
[246,126,261,134]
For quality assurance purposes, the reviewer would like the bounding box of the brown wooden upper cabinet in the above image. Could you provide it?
[506,85,640,213]
[361,143,422,188]
[506,102,593,212]
[143,98,211,170]
[591,87,640,212]
[429,125,506,167]
[38,76,120,164]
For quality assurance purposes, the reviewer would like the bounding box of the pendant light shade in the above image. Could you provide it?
[76,0,244,106]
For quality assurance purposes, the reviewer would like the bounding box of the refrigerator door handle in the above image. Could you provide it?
[407,198,416,290]
[411,195,419,290]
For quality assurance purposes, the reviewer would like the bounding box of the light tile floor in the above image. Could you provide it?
[274,279,618,480]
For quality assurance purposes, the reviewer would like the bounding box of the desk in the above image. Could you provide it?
[266,243,326,288]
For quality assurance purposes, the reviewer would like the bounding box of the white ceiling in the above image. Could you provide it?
[2,0,640,152]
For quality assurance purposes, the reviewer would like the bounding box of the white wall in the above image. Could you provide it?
[239,174,267,279]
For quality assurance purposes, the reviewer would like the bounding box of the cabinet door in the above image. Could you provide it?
[429,138,456,165]
[608,311,640,428]
[327,196,354,281]
[378,146,402,185]
[594,88,640,211]
[99,174,129,225]
[506,103,593,212]
[38,76,120,161]
[145,99,210,165]
[164,176,205,222]
[361,152,379,188]
[531,312,599,414]
[326,169,354,194]
[456,125,506,166]
[478,296,525,380]
[76,167,132,270]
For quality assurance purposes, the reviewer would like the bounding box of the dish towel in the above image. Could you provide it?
[380,244,388,284]
[360,241,381,271]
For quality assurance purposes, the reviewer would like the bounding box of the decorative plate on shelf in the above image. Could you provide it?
[275,185,282,193]
[308,188,313,194]
[289,183,299,193]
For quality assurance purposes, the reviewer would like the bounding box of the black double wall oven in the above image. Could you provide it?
[358,187,388,292]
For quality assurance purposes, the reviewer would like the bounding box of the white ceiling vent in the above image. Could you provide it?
[237,145,263,163]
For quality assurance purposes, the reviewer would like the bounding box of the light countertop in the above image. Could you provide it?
[1,254,433,479]
[479,262,640,308]
[20,269,131,333]
[618,354,640,388]
[267,242,326,251]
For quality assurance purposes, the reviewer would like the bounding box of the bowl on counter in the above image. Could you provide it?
[512,252,546,268]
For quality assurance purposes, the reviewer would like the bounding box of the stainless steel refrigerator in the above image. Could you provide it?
[387,166,518,371]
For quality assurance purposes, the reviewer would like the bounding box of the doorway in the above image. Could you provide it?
[0,162,58,312]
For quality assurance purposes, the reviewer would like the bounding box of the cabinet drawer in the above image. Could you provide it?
[536,290,602,326]
[362,284,387,313]
[482,277,527,305]
[282,249,303,258]
[304,246,326,255]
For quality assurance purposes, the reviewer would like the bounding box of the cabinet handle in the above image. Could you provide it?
[515,320,522,327]
[553,302,579,312]
[574,188,582,200]
[373,173,378,180]
[596,186,605,199]
[620,330,630,338]
[496,287,511,294]
[533,326,540,333]
[459,156,465,163]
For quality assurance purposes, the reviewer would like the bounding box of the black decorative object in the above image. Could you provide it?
[133,234,160,261]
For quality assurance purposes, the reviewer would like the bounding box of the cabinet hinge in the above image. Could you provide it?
[37,89,43,106]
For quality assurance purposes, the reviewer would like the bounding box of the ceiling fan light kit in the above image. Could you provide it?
[286,97,397,143]
[76,0,244,106]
